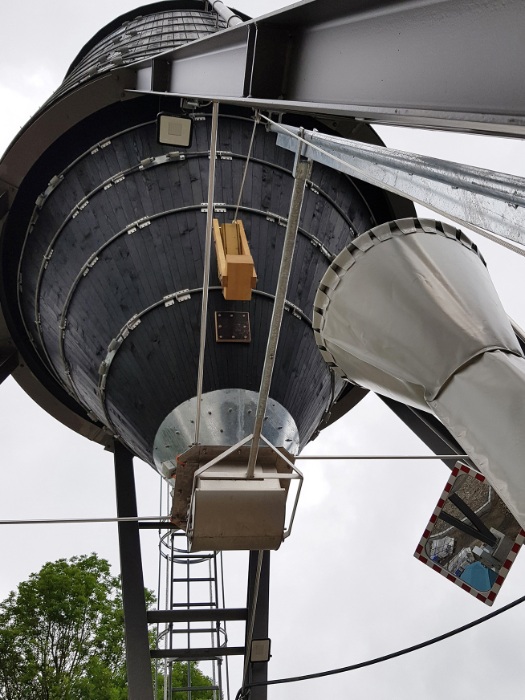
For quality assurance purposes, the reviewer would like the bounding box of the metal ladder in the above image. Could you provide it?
[153,524,247,700]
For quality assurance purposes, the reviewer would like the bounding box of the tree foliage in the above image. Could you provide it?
[0,554,127,700]
[165,661,215,699]
[0,554,213,700]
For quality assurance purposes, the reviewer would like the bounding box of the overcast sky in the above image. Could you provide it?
[2,2,525,699]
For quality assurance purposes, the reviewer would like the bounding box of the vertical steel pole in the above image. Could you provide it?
[244,550,271,700]
[194,101,220,445]
[114,441,154,700]
[246,143,312,478]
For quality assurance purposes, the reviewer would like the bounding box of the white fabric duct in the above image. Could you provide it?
[314,218,525,527]
[432,350,525,527]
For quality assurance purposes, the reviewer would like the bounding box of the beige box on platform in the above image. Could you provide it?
[190,464,287,551]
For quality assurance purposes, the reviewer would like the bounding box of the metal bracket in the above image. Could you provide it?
[185,435,303,544]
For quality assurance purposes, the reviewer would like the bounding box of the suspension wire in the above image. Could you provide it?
[259,113,525,260]
[194,101,220,445]
[295,454,469,460]
[235,592,525,698]
[0,515,171,525]
[234,112,260,221]
[241,551,264,692]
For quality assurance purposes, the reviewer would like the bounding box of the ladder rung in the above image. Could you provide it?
[139,521,178,529]
[148,608,248,623]
[171,602,217,607]
[171,687,219,693]
[151,646,245,660]
[167,627,219,634]
[172,577,215,582]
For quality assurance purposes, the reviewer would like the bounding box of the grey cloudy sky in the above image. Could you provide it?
[2,2,525,698]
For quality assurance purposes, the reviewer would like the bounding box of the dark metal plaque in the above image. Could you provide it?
[215,311,251,342]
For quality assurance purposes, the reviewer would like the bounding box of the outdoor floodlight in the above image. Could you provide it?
[157,113,193,147]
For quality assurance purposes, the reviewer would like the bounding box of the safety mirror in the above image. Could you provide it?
[415,462,524,605]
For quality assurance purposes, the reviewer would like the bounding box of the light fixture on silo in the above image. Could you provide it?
[157,112,193,147]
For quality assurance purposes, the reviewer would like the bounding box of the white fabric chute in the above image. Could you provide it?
[315,218,525,527]
[432,350,525,524]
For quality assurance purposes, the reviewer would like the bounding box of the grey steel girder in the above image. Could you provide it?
[113,443,155,700]
[132,0,525,137]
[272,124,525,246]
[0,350,17,385]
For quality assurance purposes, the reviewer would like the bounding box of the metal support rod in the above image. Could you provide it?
[113,442,154,700]
[0,516,170,526]
[234,114,259,220]
[270,120,525,247]
[295,455,469,460]
[246,141,312,478]
[194,102,219,444]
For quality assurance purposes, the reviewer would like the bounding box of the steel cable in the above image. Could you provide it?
[235,592,525,698]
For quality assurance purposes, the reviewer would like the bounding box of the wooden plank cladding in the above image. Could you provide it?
[10,106,390,465]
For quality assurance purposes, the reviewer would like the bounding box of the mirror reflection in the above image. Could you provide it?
[416,463,524,604]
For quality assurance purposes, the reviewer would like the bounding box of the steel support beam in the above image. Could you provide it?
[380,396,468,471]
[0,350,17,385]
[132,0,525,137]
[114,442,154,700]
[447,493,497,547]
[437,510,495,545]
[272,123,525,246]
[243,551,271,700]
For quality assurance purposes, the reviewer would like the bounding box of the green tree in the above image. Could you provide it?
[0,554,127,700]
[0,554,213,700]
[161,661,215,699]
